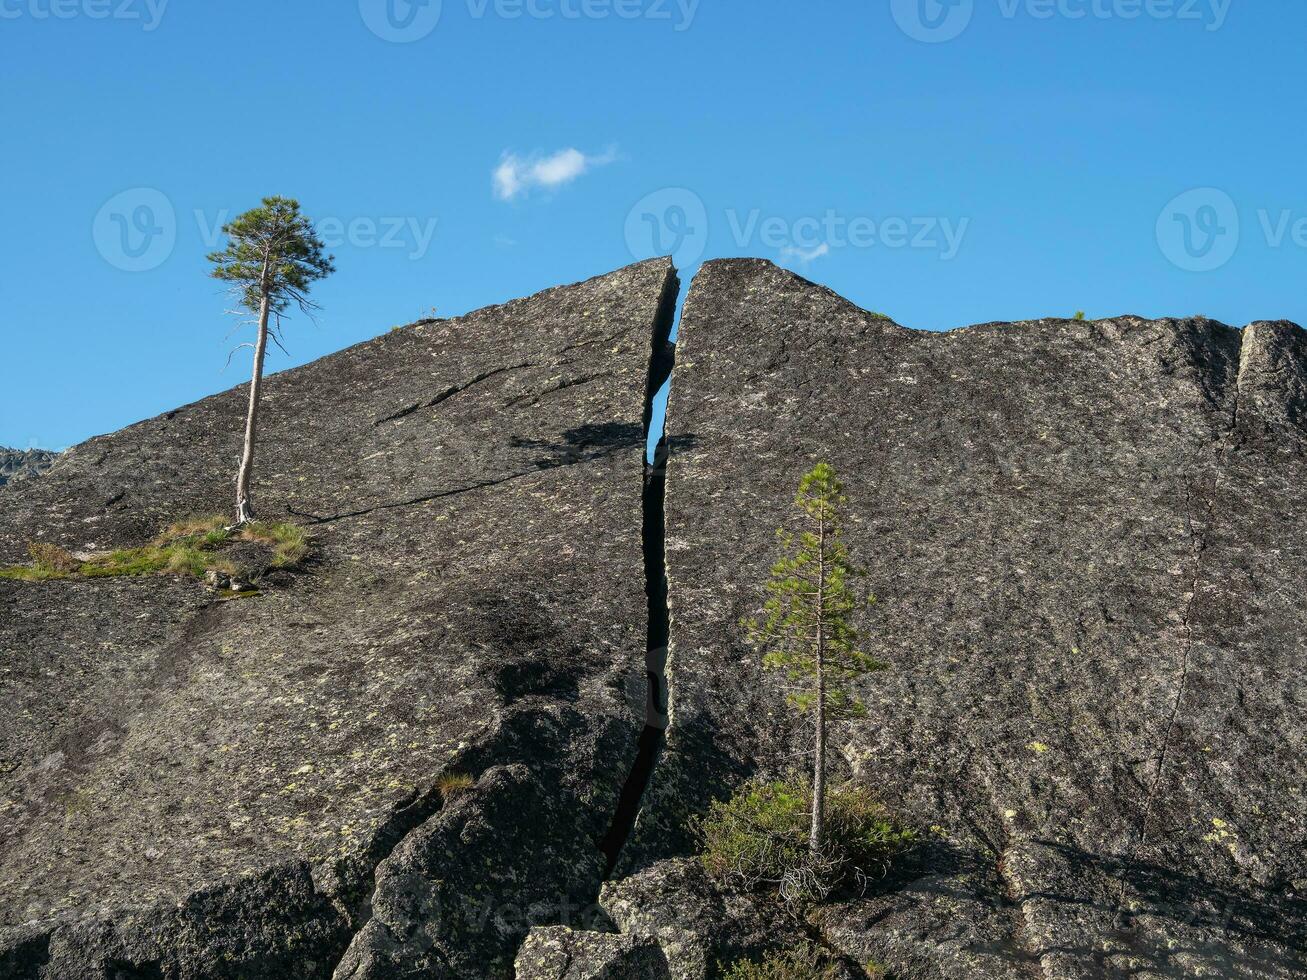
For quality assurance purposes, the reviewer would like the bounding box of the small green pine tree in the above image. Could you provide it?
[746,463,886,857]
[208,197,334,525]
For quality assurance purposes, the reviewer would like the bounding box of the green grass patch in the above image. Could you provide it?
[242,520,309,567]
[0,516,310,585]
[0,542,78,581]
[0,564,69,582]
[78,547,172,578]
[697,778,916,905]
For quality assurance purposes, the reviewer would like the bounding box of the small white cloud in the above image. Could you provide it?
[493,234,518,248]
[778,243,831,266]
[493,147,619,201]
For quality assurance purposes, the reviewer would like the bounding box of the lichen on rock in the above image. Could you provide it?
[0,259,677,979]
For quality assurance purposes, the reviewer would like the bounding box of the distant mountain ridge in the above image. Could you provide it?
[0,447,57,487]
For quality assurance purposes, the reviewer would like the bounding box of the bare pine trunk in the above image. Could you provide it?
[234,291,271,525]
[811,513,827,857]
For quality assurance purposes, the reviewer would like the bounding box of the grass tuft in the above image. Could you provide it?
[28,541,80,573]
[437,773,475,801]
[697,778,915,905]
[155,515,230,544]
[241,521,310,568]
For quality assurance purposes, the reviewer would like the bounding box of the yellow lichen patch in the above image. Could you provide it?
[1027,741,1051,755]
[1203,817,1236,845]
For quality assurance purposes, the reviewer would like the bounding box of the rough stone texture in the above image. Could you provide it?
[512,859,835,980]
[599,858,801,979]
[515,925,670,979]
[630,259,1307,978]
[0,259,677,978]
[0,448,57,489]
[5,256,1306,978]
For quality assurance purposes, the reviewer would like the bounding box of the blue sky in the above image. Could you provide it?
[3,0,1304,450]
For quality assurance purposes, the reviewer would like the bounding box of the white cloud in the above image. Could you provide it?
[493,147,619,201]
[778,243,831,266]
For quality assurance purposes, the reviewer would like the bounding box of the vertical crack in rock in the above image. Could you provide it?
[598,265,680,874]
[1113,323,1249,921]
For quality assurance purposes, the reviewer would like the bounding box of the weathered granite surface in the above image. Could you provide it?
[0,449,57,489]
[515,925,670,979]
[626,259,1307,978]
[0,259,677,978]
[5,256,1305,978]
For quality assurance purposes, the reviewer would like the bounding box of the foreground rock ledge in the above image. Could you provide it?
[0,259,676,979]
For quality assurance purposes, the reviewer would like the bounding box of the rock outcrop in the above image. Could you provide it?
[626,260,1307,978]
[3,257,1306,978]
[0,259,678,979]
[0,448,57,488]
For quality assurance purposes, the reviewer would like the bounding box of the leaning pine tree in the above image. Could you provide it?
[747,463,886,858]
[208,197,334,526]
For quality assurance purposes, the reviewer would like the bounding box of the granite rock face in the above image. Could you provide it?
[3,256,1305,978]
[628,259,1307,978]
[0,260,677,979]
[515,926,670,979]
[0,449,57,489]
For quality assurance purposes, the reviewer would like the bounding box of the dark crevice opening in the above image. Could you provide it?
[599,262,680,873]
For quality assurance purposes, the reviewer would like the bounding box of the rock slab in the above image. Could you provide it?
[630,259,1307,979]
[0,259,677,979]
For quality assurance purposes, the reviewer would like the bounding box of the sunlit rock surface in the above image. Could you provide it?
[0,448,56,489]
[0,260,676,979]
[628,259,1307,979]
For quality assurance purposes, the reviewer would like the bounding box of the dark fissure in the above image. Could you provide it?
[598,264,680,872]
